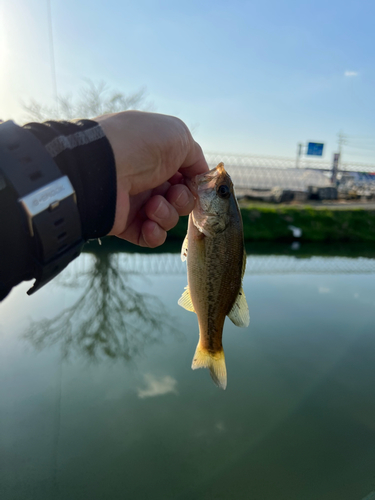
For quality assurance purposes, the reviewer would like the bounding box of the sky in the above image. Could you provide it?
[0,0,374,163]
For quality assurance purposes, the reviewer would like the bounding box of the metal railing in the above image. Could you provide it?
[63,253,375,278]
[120,253,375,275]
[205,152,375,173]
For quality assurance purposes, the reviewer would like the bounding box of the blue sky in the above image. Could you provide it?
[1,0,374,162]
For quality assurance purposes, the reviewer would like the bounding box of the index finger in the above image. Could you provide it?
[179,141,209,179]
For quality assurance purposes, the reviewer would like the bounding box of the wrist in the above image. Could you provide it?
[25,119,117,240]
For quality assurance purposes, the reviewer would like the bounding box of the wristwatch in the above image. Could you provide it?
[0,121,84,294]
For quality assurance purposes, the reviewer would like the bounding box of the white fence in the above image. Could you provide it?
[64,253,375,278]
[206,152,375,173]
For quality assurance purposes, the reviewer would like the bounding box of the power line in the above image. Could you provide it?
[346,144,375,152]
[345,134,375,140]
[344,151,375,159]
[47,0,58,113]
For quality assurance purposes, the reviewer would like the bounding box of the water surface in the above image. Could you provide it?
[1,247,375,500]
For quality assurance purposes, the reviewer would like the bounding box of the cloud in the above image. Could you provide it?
[137,373,178,399]
[318,287,330,294]
[344,71,358,77]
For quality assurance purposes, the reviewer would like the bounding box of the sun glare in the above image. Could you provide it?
[0,4,14,120]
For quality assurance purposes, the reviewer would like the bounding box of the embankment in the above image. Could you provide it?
[84,205,375,254]
[169,205,375,242]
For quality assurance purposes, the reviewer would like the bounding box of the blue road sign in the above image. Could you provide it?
[307,142,324,156]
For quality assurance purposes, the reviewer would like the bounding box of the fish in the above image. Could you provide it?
[178,162,249,390]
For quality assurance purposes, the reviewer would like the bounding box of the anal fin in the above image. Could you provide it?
[228,287,250,327]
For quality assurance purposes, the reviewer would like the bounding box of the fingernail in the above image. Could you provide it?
[154,199,169,218]
[175,190,189,208]
[151,222,159,236]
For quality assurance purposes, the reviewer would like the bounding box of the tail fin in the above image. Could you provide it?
[191,343,227,390]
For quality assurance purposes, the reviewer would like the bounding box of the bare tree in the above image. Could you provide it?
[22,80,153,122]
[24,251,180,361]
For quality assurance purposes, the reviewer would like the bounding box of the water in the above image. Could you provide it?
[1,246,375,500]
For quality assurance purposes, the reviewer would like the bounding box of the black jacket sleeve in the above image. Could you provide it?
[0,119,117,301]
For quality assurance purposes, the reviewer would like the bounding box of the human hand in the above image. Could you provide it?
[96,111,209,247]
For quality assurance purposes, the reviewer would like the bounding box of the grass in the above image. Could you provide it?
[168,205,375,242]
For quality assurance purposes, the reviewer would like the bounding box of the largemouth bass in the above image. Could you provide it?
[178,162,249,390]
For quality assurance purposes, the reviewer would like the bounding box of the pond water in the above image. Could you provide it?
[1,244,375,500]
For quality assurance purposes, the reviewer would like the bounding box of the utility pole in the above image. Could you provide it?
[296,142,303,169]
[337,131,347,171]
[331,153,340,184]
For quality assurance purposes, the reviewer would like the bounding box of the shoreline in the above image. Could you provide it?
[84,203,375,257]
[167,205,375,243]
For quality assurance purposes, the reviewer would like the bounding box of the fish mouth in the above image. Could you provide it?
[195,162,227,190]
[185,177,198,197]
[187,163,228,200]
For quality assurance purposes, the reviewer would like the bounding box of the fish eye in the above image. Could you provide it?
[217,184,230,198]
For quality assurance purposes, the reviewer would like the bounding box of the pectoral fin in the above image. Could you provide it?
[228,287,250,327]
[181,234,188,262]
[178,286,195,312]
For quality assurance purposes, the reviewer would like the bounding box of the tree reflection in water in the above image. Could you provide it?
[25,251,179,361]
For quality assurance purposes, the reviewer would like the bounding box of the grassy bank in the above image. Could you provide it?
[168,205,375,242]
[83,205,375,256]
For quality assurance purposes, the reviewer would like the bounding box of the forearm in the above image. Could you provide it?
[0,110,208,301]
[0,119,116,301]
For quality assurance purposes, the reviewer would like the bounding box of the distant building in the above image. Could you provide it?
[338,172,375,199]
[224,166,334,202]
